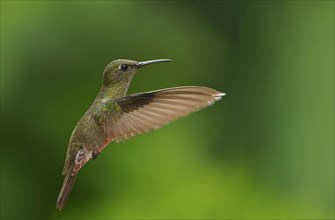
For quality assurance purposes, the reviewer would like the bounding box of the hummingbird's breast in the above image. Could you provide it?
[70,112,106,151]
[63,95,118,175]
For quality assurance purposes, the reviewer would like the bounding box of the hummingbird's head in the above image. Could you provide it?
[102,59,172,87]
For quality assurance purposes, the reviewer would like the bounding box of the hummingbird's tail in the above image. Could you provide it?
[56,165,77,210]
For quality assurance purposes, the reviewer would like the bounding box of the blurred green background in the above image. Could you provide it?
[1,1,334,219]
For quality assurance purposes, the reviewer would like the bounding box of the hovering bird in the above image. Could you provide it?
[56,59,225,210]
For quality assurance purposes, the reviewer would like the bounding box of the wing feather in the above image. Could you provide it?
[94,86,225,144]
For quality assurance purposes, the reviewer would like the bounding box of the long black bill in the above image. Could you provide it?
[135,59,173,68]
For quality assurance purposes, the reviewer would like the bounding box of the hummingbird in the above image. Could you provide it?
[56,58,225,210]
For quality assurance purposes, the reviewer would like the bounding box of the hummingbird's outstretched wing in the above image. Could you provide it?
[95,86,225,144]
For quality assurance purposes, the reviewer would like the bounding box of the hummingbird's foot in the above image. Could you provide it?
[92,151,100,159]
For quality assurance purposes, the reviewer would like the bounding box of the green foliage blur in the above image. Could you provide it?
[1,1,334,219]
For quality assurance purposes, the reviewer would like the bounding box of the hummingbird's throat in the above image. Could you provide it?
[100,82,131,100]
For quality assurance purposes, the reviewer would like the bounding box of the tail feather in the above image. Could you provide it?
[56,164,77,210]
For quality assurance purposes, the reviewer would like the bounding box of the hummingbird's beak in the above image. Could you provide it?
[135,59,173,68]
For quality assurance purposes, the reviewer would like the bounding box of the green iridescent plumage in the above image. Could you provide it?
[56,59,225,210]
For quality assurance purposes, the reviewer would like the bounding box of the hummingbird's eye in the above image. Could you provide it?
[120,64,128,71]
